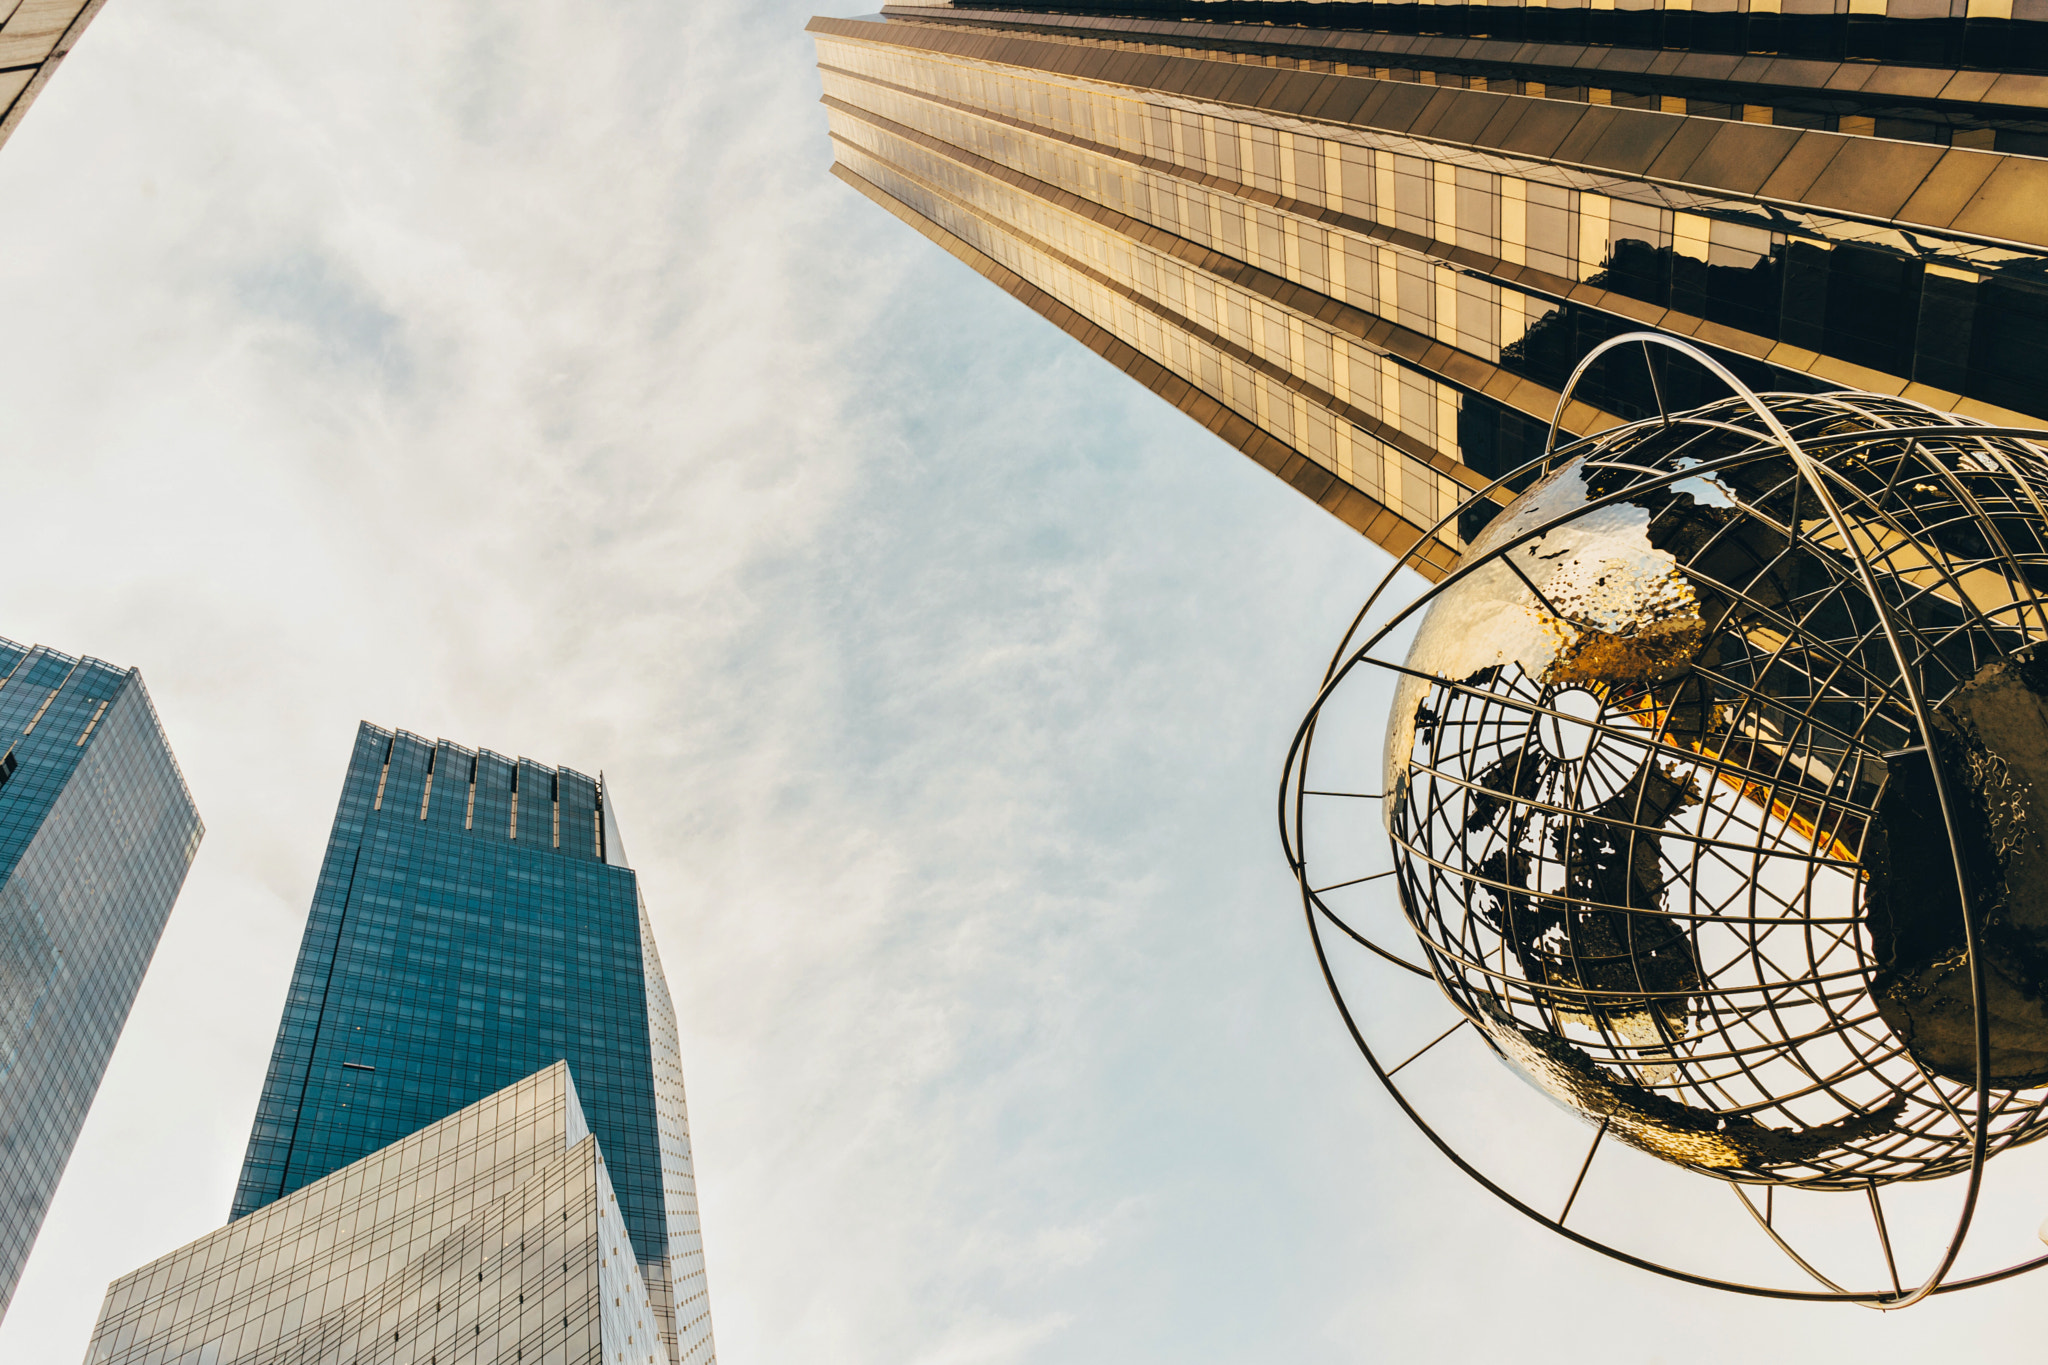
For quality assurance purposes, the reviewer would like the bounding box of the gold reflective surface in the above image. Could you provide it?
[812,7,2048,582]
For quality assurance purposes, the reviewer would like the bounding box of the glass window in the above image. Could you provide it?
[1526,183,1574,278]
[1393,155,1433,238]
[1455,169,1499,255]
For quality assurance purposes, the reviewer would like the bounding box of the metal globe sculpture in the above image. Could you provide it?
[1282,334,2048,1305]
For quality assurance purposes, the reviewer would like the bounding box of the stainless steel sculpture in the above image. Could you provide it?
[1281,333,2048,1305]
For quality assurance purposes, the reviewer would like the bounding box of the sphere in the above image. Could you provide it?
[1381,384,2048,1188]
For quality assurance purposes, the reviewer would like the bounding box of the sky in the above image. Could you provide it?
[0,0,2041,1360]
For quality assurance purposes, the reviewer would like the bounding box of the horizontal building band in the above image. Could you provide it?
[813,14,2048,251]
[889,4,2048,145]
[929,0,2048,70]
[0,0,110,154]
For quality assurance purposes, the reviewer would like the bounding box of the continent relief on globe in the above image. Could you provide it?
[1386,458,1907,1168]
[1476,1001,1903,1168]
[1386,443,2048,1178]
[1868,648,2048,1088]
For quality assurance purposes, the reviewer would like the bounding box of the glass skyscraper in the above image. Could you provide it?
[231,723,714,1365]
[810,0,2048,576]
[0,0,113,153]
[0,637,203,1324]
[92,1064,667,1365]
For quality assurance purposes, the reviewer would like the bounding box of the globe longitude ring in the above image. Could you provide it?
[1280,332,2048,1306]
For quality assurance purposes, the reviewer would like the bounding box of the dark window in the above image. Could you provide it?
[1968,275,2048,416]
[1454,395,1547,543]
[1874,118,1949,145]
[1995,128,2048,157]
[1772,107,1838,132]
[1672,229,1785,342]
[1822,245,1924,377]
[1913,271,1977,396]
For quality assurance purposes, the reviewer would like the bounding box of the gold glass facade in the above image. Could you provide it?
[810,3,2048,572]
[0,0,108,153]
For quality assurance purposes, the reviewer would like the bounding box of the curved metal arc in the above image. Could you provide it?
[1796,424,2048,448]
[1306,869,2048,1300]
[1798,453,2048,657]
[1555,335,1992,1305]
[1277,669,1432,981]
[1301,874,1922,1304]
[1278,649,1377,891]
[1760,402,1996,1308]
[1544,332,1798,464]
[1287,328,2048,1305]
[1279,684,1439,988]
[1730,1185,1858,1299]
[1308,886,1434,978]
[1363,653,1897,832]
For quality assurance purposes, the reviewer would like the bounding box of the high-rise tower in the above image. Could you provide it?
[91,1064,667,1365]
[810,1,2048,576]
[0,637,202,1323]
[231,724,713,1365]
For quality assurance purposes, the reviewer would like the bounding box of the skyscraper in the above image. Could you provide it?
[90,1064,666,1365]
[0,637,202,1324]
[809,2,2048,576]
[231,724,713,1365]
[0,0,113,153]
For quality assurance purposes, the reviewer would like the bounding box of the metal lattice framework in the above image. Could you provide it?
[1280,333,2048,1306]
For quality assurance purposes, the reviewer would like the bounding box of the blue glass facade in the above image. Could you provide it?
[0,638,202,1323]
[232,723,713,1364]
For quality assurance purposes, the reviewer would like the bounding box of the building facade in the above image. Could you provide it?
[809,1,2048,576]
[0,0,113,153]
[89,1063,666,1365]
[0,638,201,1324]
[231,724,712,1365]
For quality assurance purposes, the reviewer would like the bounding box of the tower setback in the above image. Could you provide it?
[231,724,713,1365]
[91,1063,666,1364]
